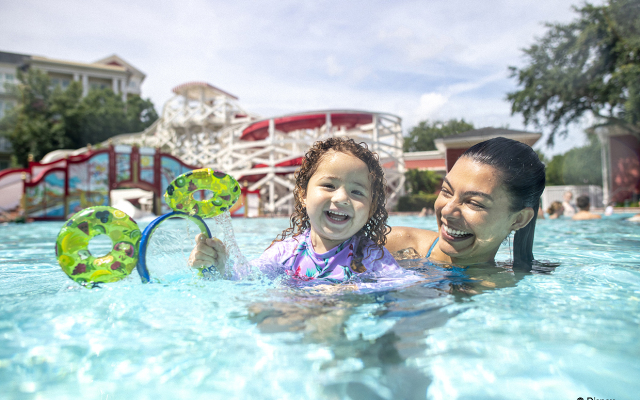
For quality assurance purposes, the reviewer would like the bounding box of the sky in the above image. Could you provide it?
[0,0,601,156]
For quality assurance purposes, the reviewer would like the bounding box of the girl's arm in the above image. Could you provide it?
[189,233,293,279]
[385,227,439,258]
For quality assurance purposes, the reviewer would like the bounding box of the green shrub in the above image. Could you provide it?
[396,193,439,212]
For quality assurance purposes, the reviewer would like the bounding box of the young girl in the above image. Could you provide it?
[189,137,401,283]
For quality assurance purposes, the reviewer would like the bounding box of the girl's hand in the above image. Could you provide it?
[189,233,228,270]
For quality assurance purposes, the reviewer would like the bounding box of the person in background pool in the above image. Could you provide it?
[189,137,402,282]
[604,202,614,216]
[572,195,602,220]
[547,201,564,219]
[562,191,577,218]
[384,137,545,269]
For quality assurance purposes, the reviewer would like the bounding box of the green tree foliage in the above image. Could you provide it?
[404,169,442,195]
[399,169,442,212]
[396,193,439,212]
[508,0,640,145]
[403,118,474,152]
[542,135,603,185]
[0,69,82,166]
[126,95,158,133]
[0,68,158,167]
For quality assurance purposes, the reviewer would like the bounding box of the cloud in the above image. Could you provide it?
[325,55,343,77]
[416,93,449,119]
[0,0,592,153]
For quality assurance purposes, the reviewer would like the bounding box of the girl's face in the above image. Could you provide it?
[434,157,532,265]
[303,150,373,253]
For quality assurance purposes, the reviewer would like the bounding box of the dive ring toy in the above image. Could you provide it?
[136,211,212,283]
[56,206,141,287]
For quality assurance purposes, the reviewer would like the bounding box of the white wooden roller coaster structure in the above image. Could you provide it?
[111,82,405,214]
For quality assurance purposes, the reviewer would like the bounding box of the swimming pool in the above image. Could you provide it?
[1,214,639,399]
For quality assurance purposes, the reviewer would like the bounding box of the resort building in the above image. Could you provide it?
[593,125,640,206]
[0,50,146,169]
[402,127,542,175]
[0,51,145,101]
[433,127,542,172]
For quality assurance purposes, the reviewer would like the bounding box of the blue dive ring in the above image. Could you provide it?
[136,211,212,283]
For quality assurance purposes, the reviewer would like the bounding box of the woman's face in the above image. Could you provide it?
[434,157,531,265]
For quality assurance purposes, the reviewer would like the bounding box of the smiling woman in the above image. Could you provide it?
[386,137,546,268]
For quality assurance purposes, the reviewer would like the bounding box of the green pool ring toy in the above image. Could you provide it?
[164,168,241,218]
[56,206,141,287]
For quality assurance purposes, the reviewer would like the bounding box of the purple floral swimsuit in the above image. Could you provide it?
[250,230,402,283]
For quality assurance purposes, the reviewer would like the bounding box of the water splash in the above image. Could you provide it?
[206,211,254,279]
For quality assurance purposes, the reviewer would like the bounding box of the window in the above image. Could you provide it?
[51,78,71,90]
[129,80,137,89]
[89,82,108,90]
[0,136,11,152]
[0,72,14,93]
[0,101,14,119]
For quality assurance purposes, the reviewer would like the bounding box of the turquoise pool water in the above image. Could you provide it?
[1,215,639,399]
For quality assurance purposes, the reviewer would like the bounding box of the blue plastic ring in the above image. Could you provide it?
[136,211,212,283]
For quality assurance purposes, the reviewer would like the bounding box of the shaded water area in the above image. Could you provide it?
[1,214,639,399]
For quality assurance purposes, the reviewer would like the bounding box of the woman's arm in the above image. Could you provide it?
[385,226,439,258]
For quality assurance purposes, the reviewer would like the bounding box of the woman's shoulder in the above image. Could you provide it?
[385,226,439,257]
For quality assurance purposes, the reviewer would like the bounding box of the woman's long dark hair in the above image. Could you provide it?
[461,137,545,267]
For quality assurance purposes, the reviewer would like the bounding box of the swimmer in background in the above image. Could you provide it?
[189,137,402,283]
[547,201,564,219]
[562,191,577,218]
[572,195,602,220]
[604,202,614,216]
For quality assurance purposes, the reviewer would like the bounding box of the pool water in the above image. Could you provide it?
[1,214,639,399]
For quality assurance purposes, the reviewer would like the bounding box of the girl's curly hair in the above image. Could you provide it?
[273,137,391,271]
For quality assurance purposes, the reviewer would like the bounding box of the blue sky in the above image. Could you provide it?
[0,0,601,155]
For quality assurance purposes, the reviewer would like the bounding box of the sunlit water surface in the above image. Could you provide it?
[1,214,639,399]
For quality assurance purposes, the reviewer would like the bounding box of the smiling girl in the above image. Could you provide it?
[190,137,401,282]
[386,137,546,268]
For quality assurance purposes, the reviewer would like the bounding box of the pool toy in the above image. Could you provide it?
[164,168,241,218]
[56,206,141,287]
[56,169,241,287]
[136,211,212,283]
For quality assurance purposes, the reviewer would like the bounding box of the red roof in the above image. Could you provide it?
[241,112,373,141]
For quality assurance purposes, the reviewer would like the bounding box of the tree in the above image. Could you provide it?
[541,135,602,186]
[1,68,158,167]
[544,154,565,186]
[404,169,442,195]
[508,0,640,145]
[79,88,158,145]
[403,118,474,152]
[2,69,82,166]
[126,95,158,133]
[562,136,602,185]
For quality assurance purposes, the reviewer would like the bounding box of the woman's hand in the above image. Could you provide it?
[189,233,228,270]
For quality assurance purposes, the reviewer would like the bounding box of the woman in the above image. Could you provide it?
[386,137,545,268]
